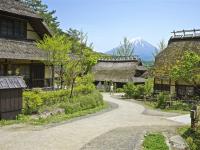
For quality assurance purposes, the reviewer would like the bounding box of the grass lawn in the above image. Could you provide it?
[177,126,200,150]
[143,133,169,150]
[142,101,190,114]
[0,102,108,127]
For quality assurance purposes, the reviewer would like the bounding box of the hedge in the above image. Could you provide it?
[22,90,104,115]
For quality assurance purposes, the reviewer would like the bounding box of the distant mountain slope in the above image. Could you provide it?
[106,37,157,61]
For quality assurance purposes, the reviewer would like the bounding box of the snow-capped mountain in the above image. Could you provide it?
[106,37,157,61]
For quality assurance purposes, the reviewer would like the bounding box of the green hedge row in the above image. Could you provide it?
[23,90,104,115]
[60,91,104,114]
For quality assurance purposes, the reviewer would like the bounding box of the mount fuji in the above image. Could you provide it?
[106,37,157,61]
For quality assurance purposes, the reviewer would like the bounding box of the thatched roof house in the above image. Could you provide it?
[0,0,52,88]
[92,57,147,87]
[154,29,200,97]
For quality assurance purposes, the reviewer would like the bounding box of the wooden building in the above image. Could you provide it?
[92,56,147,88]
[154,29,200,98]
[0,0,53,88]
[0,76,26,120]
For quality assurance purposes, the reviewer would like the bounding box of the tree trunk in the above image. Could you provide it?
[69,78,76,99]
[60,64,63,89]
[51,65,55,90]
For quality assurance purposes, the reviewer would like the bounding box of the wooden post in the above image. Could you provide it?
[173,30,176,37]
[183,30,185,36]
[190,105,200,131]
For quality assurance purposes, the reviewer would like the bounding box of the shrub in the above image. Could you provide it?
[74,84,95,95]
[178,126,200,150]
[74,74,96,95]
[156,92,169,108]
[59,90,104,114]
[23,91,42,115]
[168,101,192,111]
[144,78,153,97]
[22,88,104,116]
[63,103,81,114]
[134,85,145,99]
[76,91,104,110]
[123,83,136,98]
[23,90,70,114]
[40,90,70,106]
[116,88,124,93]
[186,137,197,150]
[123,83,144,99]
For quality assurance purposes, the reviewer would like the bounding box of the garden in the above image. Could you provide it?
[0,74,106,126]
[121,79,193,114]
[0,28,108,126]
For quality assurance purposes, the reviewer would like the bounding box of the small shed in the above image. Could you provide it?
[0,76,26,120]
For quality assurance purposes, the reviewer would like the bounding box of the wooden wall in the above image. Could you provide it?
[0,89,22,120]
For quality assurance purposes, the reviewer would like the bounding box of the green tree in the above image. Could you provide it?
[114,37,134,57]
[65,29,99,98]
[37,34,71,88]
[67,28,98,74]
[37,29,98,98]
[22,0,62,34]
[170,51,200,94]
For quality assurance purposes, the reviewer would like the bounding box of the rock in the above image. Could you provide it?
[169,135,189,150]
[31,108,65,120]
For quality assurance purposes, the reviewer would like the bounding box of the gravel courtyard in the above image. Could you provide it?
[0,93,184,150]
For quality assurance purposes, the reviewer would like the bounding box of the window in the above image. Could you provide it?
[0,17,26,39]
[0,65,4,76]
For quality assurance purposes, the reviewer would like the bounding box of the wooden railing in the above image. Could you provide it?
[171,29,200,39]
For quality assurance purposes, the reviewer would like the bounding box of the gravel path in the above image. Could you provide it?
[0,93,182,150]
[81,126,178,150]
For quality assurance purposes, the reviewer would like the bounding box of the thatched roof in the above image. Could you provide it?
[0,0,41,19]
[154,38,200,76]
[0,38,47,61]
[0,0,52,37]
[92,59,146,83]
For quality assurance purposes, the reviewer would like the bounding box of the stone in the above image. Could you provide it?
[169,135,189,150]
[30,108,65,120]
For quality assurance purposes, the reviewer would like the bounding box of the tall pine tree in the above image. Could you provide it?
[21,0,62,34]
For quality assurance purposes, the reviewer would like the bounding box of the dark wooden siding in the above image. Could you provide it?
[0,89,22,119]
[154,84,170,93]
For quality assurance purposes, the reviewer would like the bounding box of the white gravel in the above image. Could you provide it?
[0,93,182,150]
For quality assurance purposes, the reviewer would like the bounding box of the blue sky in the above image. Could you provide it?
[43,0,200,52]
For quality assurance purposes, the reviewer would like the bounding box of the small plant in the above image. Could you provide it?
[144,78,153,97]
[186,137,197,150]
[116,88,124,93]
[23,91,43,115]
[123,83,145,99]
[156,92,169,109]
[143,133,169,150]
[123,83,136,98]
[178,126,200,150]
